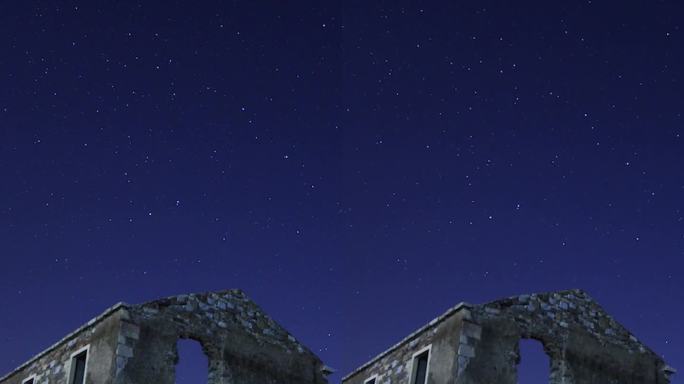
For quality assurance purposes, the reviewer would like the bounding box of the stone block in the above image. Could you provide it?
[117,344,134,358]
[458,344,475,358]
[121,322,140,339]
[462,322,482,340]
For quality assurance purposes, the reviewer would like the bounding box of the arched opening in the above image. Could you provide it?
[175,339,208,384]
[517,339,550,383]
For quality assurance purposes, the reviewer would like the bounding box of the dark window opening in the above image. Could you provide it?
[412,349,430,384]
[70,350,87,384]
[365,377,376,384]
[22,378,34,384]
[175,339,208,384]
[517,339,550,384]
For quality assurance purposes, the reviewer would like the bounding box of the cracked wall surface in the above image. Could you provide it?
[0,290,328,384]
[343,289,674,384]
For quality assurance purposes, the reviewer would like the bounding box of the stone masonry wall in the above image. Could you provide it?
[460,289,673,384]
[343,305,470,384]
[0,306,125,384]
[115,289,327,384]
[2,288,672,384]
[1,290,328,384]
[344,289,674,384]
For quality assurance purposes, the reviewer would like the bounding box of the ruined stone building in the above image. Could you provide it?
[0,290,330,384]
[0,289,676,384]
[343,289,675,384]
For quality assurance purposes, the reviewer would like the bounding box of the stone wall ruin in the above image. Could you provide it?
[343,289,675,384]
[0,288,675,384]
[0,290,329,384]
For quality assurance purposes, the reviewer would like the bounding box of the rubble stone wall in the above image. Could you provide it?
[1,288,673,384]
[115,290,327,384]
[343,289,674,384]
[0,290,328,384]
[461,289,672,384]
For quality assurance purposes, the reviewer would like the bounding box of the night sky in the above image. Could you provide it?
[0,1,681,382]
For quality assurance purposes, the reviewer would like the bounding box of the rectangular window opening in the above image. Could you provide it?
[69,347,89,384]
[411,346,431,384]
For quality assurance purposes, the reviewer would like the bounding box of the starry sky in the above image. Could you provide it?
[0,1,681,382]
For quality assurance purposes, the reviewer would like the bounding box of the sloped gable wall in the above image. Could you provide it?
[115,290,327,384]
[343,309,468,384]
[460,290,671,384]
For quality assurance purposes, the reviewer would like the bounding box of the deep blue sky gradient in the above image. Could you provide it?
[0,1,681,382]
